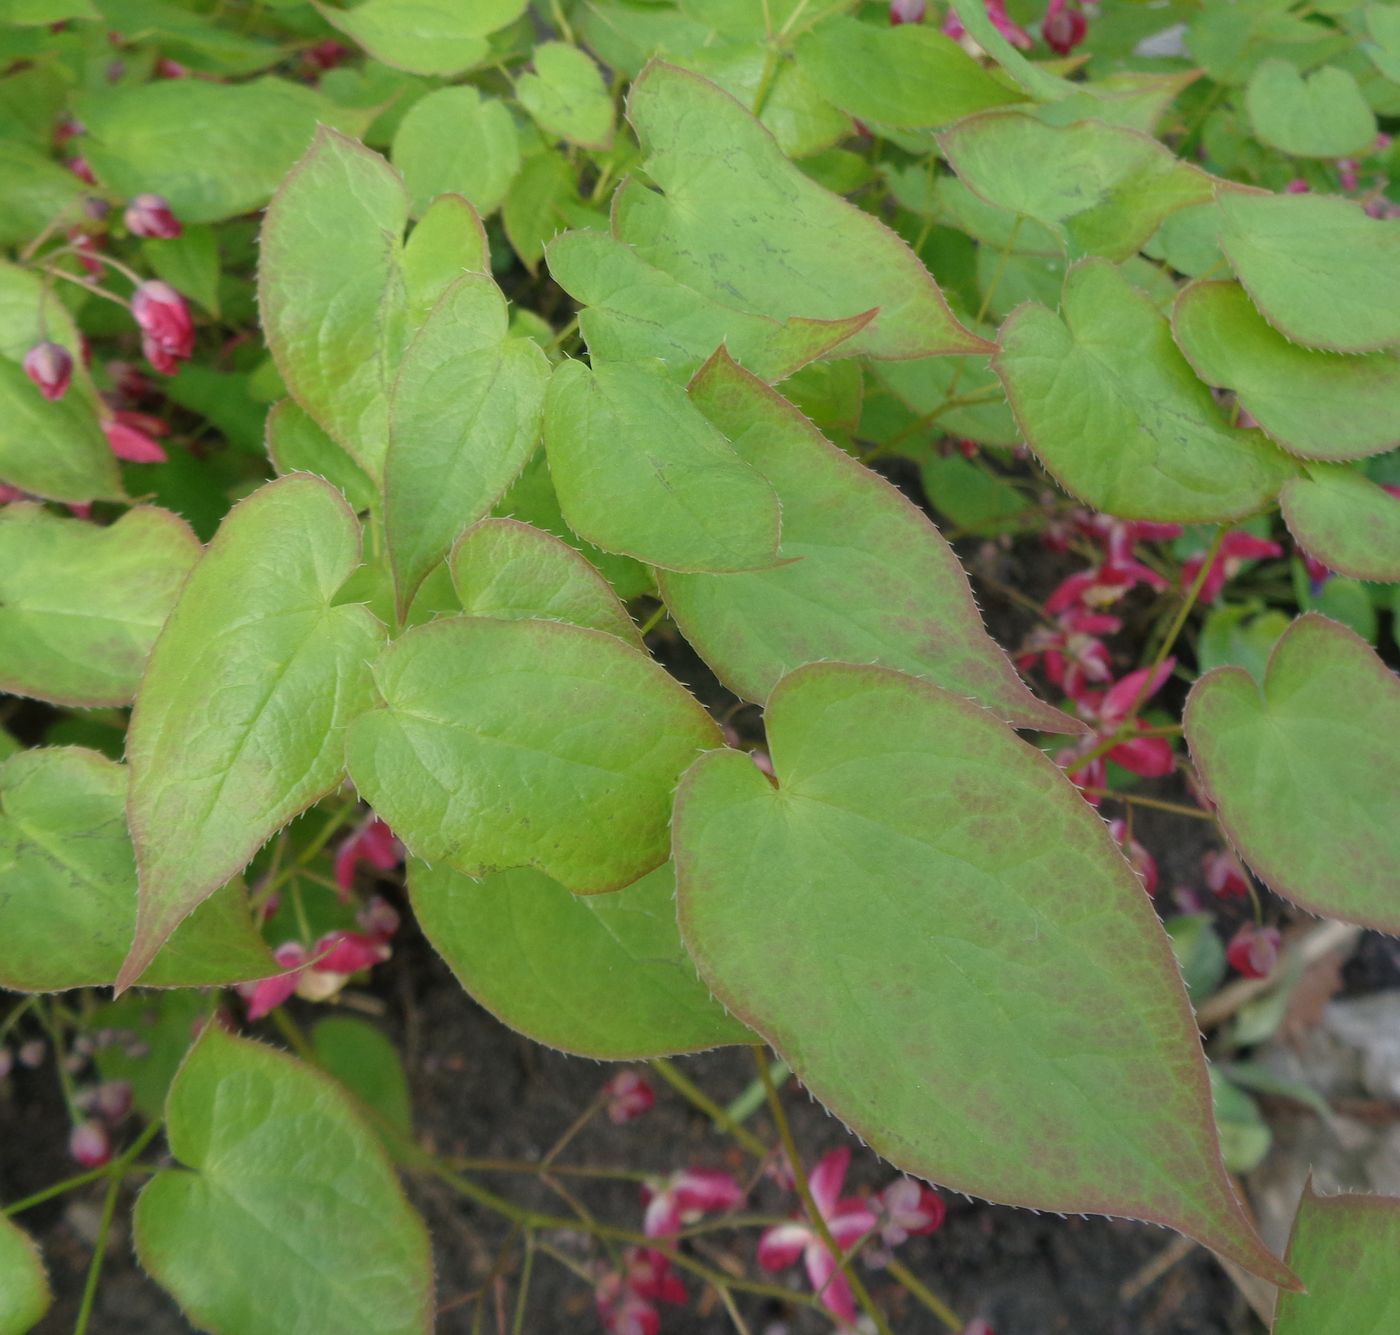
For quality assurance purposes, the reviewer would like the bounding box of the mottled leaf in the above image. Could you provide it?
[1280,464,1400,583]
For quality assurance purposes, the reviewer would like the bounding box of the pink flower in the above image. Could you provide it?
[22,341,73,401]
[603,1071,655,1125]
[867,1178,945,1266]
[595,1249,686,1335]
[1042,0,1087,54]
[757,1148,877,1324]
[124,193,182,239]
[334,817,401,896]
[311,930,390,975]
[1202,849,1249,900]
[66,156,95,184]
[238,942,309,1020]
[356,895,401,942]
[943,0,1033,48]
[69,1120,111,1168]
[1226,924,1281,980]
[889,0,926,22]
[1017,606,1119,705]
[155,58,188,78]
[1108,819,1158,895]
[91,1079,133,1123]
[67,228,104,278]
[131,280,194,374]
[624,1249,686,1305]
[642,1168,745,1237]
[102,411,168,463]
[1181,531,1282,604]
[1285,179,1310,194]
[1338,159,1360,193]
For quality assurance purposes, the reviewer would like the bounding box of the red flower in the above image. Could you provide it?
[1202,849,1249,900]
[1042,0,1087,54]
[69,1120,111,1168]
[131,280,194,374]
[124,192,182,239]
[890,0,926,24]
[943,0,1033,49]
[311,930,390,976]
[102,410,168,463]
[603,1070,656,1125]
[334,817,401,896]
[22,341,73,401]
[238,942,310,1021]
[642,1168,745,1237]
[1181,531,1282,604]
[65,156,96,184]
[1226,924,1281,980]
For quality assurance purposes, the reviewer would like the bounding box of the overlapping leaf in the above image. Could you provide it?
[518,41,615,149]
[122,475,383,990]
[391,87,520,217]
[1185,614,1400,933]
[316,0,524,76]
[674,662,1293,1286]
[1280,465,1400,583]
[1244,60,1376,158]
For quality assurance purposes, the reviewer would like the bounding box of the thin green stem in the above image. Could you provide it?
[751,45,781,119]
[886,1257,964,1333]
[651,1058,770,1157]
[73,1173,121,1335]
[1063,723,1184,771]
[1078,788,1217,821]
[251,798,357,910]
[510,1233,535,1335]
[0,996,37,1044]
[446,1156,654,1182]
[636,602,669,638]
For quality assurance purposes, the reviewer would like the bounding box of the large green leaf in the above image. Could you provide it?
[1280,465,1400,582]
[674,662,1293,1286]
[543,358,782,572]
[265,400,377,514]
[259,129,407,481]
[122,475,383,990]
[1172,281,1400,462]
[76,78,369,224]
[0,1217,48,1335]
[1244,60,1376,158]
[0,748,274,992]
[994,260,1296,521]
[792,16,1021,129]
[1217,192,1400,353]
[1273,1188,1400,1334]
[134,1025,433,1335]
[390,86,521,218]
[617,62,989,360]
[386,276,550,612]
[1185,614,1400,934]
[938,112,1215,262]
[345,616,720,893]
[545,228,871,382]
[0,505,199,707]
[660,351,1073,730]
[449,518,642,645]
[411,860,751,1057]
[316,0,524,75]
[517,41,615,149]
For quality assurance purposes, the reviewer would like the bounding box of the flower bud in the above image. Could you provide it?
[22,341,73,401]
[69,1120,111,1168]
[124,193,182,239]
[1226,924,1281,980]
[131,280,194,375]
[890,0,925,23]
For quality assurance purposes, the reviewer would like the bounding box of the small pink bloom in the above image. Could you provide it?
[91,1079,133,1122]
[1042,0,1087,54]
[311,930,390,975]
[68,228,104,278]
[603,1070,655,1125]
[124,193,182,239]
[22,341,73,401]
[943,0,1033,48]
[66,156,95,184]
[890,0,925,21]
[155,58,188,78]
[642,1168,745,1237]
[69,1120,111,1168]
[131,280,194,374]
[306,39,350,71]
[1203,849,1249,900]
[965,1322,997,1335]
[1338,159,1360,193]
[107,359,152,401]
[1108,819,1158,895]
[0,485,23,504]
[18,1039,46,1068]
[1106,726,1176,779]
[53,115,83,147]
[876,1178,945,1247]
[1181,531,1282,604]
[356,895,401,942]
[1285,179,1310,194]
[102,414,168,463]
[1226,924,1281,980]
[334,816,402,895]
[624,1249,687,1306]
[595,1274,660,1335]
[238,941,309,1020]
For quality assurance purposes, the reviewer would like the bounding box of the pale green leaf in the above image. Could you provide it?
[391,86,521,218]
[518,41,615,149]
[1145,200,1228,278]
[1185,613,1400,934]
[1245,60,1376,158]
[312,1016,412,1138]
[95,0,279,74]
[1365,4,1400,82]
[0,142,84,249]
[122,475,383,990]
[674,662,1293,1287]
[0,504,200,707]
[134,1025,433,1335]
[265,400,377,514]
[1280,464,1400,583]
[449,517,641,645]
[503,151,578,269]
[316,0,525,76]
[401,194,490,325]
[1032,69,1201,135]
[0,1217,48,1335]
[1186,0,1351,86]
[543,358,782,572]
[0,748,274,992]
[1217,192,1400,353]
[0,361,122,505]
[871,351,1020,448]
[142,225,221,317]
[345,616,720,893]
[660,351,1074,730]
[410,860,751,1057]
[1172,280,1400,461]
[618,62,990,360]
[993,260,1298,521]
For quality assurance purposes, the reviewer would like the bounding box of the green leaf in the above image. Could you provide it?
[1185,613,1400,934]
[1198,603,1290,681]
[1217,192,1400,353]
[1165,914,1227,1002]
[1210,1069,1271,1174]
[345,616,720,892]
[673,661,1293,1287]
[1033,69,1201,136]
[918,451,1036,535]
[142,225,221,318]
[77,78,370,224]
[312,1016,412,1139]
[0,504,199,707]
[1186,0,1351,86]
[315,0,524,75]
[948,0,1074,100]
[265,400,377,514]
[391,86,521,218]
[618,62,990,360]
[1366,3,1400,81]
[660,351,1073,730]
[410,860,751,1057]
[1273,1188,1400,1334]
[1245,60,1376,158]
[259,128,408,481]
[401,194,491,329]
[0,748,274,992]
[0,142,83,249]
[546,228,871,382]
[543,358,782,572]
[792,16,1021,129]
[994,261,1296,521]
[449,517,641,645]
[134,1025,434,1335]
[938,112,1215,262]
[1280,464,1400,583]
[122,475,383,990]
[1172,280,1400,462]
[503,151,579,269]
[517,41,615,149]
[1145,201,1228,278]
[95,0,279,75]
[871,351,1020,448]
[0,1216,49,1335]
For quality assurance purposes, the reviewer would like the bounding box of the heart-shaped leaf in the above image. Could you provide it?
[517,41,615,150]
[345,615,720,892]
[0,504,200,707]
[1280,465,1400,583]
[390,86,521,218]
[0,1217,48,1334]
[674,662,1293,1287]
[265,401,377,514]
[411,860,751,1057]
[994,260,1296,520]
[1185,614,1400,933]
[122,475,383,990]
[315,0,524,76]
[1244,60,1376,158]
[660,351,1074,731]
[1172,280,1400,462]
[134,1025,433,1335]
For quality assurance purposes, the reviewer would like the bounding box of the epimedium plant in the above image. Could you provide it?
[1,0,1399,1331]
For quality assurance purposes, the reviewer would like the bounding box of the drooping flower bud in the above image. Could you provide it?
[124,193,182,240]
[1226,924,1281,980]
[1042,0,1087,55]
[69,1120,111,1168]
[22,341,73,401]
[603,1070,655,1124]
[889,0,926,23]
[102,412,168,463]
[131,280,194,374]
